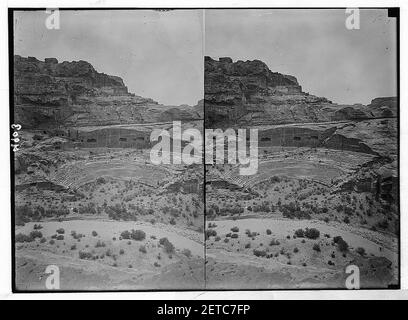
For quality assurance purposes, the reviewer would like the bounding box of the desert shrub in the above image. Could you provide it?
[96,177,106,184]
[33,224,43,230]
[15,233,33,243]
[29,230,43,239]
[95,240,106,248]
[245,243,251,248]
[269,239,280,246]
[281,202,311,220]
[56,235,64,240]
[356,247,366,256]
[312,244,321,252]
[71,244,77,250]
[226,233,232,238]
[231,234,239,239]
[78,251,93,260]
[119,249,125,255]
[214,236,221,242]
[182,248,192,258]
[231,226,239,233]
[159,237,175,254]
[266,229,272,235]
[224,238,229,243]
[304,228,320,239]
[205,229,217,239]
[56,228,65,234]
[293,247,299,253]
[334,237,349,252]
[131,229,146,241]
[91,231,98,237]
[294,229,305,238]
[49,239,55,245]
[120,230,131,239]
[343,216,350,224]
[139,245,147,253]
[40,237,46,243]
[154,262,160,267]
[253,248,267,257]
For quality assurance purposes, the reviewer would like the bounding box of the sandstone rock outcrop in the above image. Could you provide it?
[204,56,397,127]
[205,56,335,126]
[14,55,201,129]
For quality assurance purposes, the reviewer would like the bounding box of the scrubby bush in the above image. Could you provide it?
[231,234,239,239]
[131,229,146,241]
[15,233,33,243]
[139,245,147,253]
[356,247,366,256]
[29,230,43,239]
[205,229,217,239]
[56,235,64,240]
[56,228,65,234]
[78,251,93,260]
[333,236,349,252]
[294,229,305,238]
[92,231,98,237]
[304,228,320,239]
[269,239,280,246]
[215,236,221,242]
[312,244,321,252]
[182,249,192,258]
[231,226,239,232]
[253,248,267,257]
[95,240,106,248]
[159,237,175,254]
[266,229,272,235]
[120,230,131,239]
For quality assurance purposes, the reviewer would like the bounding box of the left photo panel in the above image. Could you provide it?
[11,9,205,291]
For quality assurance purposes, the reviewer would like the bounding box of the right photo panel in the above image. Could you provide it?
[204,9,399,289]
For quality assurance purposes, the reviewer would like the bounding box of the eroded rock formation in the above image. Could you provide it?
[14,55,201,129]
[204,56,397,127]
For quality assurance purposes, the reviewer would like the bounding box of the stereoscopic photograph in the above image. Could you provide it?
[10,8,399,291]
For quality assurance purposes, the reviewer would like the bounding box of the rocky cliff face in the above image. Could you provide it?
[205,56,334,126]
[204,56,397,127]
[14,55,201,129]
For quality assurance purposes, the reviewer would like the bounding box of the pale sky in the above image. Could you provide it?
[205,9,397,105]
[14,9,397,106]
[14,10,204,106]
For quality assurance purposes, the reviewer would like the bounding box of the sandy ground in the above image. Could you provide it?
[15,219,204,290]
[205,217,398,289]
